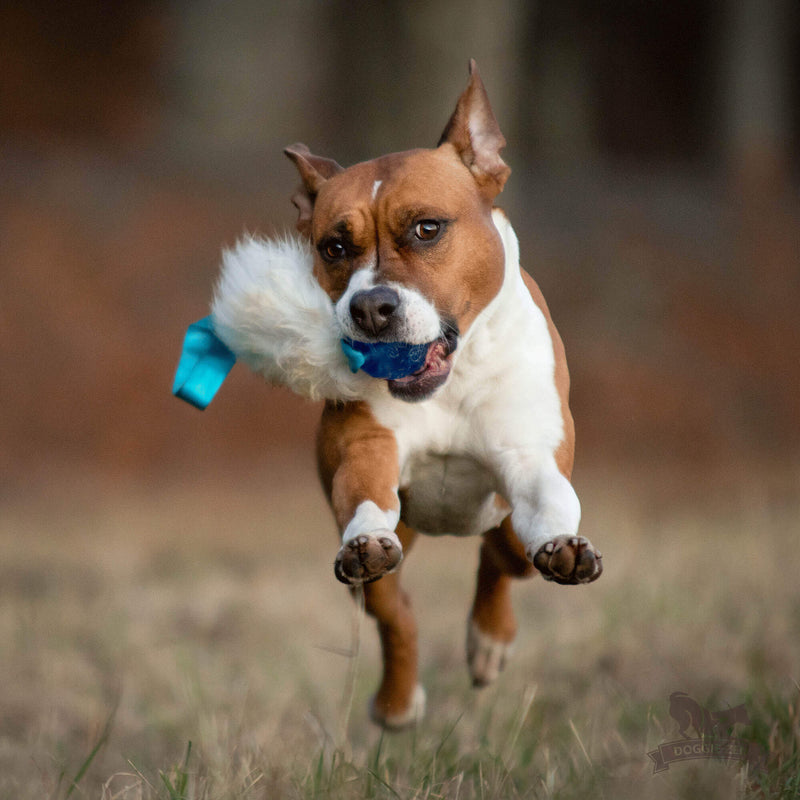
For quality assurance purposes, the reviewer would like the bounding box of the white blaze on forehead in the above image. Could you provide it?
[371,180,382,200]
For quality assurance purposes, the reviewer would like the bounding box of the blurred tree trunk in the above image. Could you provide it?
[715,0,800,453]
[719,0,799,304]
[163,0,531,195]
[162,0,327,180]
[317,0,530,167]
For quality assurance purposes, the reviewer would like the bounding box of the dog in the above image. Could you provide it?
[212,60,603,729]
[280,60,603,728]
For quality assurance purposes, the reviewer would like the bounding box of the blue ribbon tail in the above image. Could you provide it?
[173,316,236,409]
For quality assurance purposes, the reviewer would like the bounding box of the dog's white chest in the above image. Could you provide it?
[400,450,506,537]
[366,355,507,537]
[365,212,568,540]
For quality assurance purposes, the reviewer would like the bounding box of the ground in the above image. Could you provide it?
[0,453,798,799]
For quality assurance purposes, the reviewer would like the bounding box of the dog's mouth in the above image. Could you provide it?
[387,327,458,402]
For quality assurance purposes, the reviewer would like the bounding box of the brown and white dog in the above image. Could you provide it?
[216,60,602,729]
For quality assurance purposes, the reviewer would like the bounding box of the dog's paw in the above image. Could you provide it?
[370,684,426,730]
[334,532,403,585]
[529,536,603,585]
[466,619,514,688]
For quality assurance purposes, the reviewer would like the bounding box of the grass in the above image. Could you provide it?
[1,454,798,798]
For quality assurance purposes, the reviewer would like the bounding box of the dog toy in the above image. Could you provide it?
[172,316,236,410]
[172,234,432,408]
[340,338,429,380]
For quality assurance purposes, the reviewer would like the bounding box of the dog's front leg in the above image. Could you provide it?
[496,452,603,585]
[318,401,404,585]
[318,401,425,727]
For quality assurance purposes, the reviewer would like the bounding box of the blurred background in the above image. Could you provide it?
[1,4,799,793]
[1,0,798,494]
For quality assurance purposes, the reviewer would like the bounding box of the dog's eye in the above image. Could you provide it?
[322,241,346,262]
[414,220,441,241]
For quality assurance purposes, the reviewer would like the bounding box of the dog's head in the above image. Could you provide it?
[284,60,510,402]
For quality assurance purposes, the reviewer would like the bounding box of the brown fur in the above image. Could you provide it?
[317,400,400,530]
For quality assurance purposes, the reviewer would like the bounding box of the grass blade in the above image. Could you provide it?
[568,719,593,769]
[65,702,118,798]
[159,741,193,800]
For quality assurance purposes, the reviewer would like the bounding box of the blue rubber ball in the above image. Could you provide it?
[341,338,429,380]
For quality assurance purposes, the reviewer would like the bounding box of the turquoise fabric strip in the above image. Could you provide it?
[172,316,236,409]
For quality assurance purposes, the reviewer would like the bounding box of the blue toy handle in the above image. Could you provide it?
[172,316,236,409]
[340,339,367,373]
[340,337,430,379]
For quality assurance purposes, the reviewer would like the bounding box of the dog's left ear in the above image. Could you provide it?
[284,143,343,235]
[438,59,510,198]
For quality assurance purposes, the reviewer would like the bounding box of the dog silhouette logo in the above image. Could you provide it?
[668,691,750,739]
[648,692,765,774]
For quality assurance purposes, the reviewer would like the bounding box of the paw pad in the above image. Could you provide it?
[334,532,403,585]
[531,535,603,585]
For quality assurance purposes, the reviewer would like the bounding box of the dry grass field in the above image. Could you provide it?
[1,454,798,799]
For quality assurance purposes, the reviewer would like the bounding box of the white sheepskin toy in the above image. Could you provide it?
[209,233,373,401]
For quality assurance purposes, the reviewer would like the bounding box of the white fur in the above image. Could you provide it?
[366,210,580,552]
[467,618,514,686]
[211,234,373,400]
[342,500,401,546]
[370,684,426,729]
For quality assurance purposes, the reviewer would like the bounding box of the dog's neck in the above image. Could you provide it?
[447,209,523,374]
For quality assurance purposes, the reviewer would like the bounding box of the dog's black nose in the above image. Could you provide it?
[349,286,400,336]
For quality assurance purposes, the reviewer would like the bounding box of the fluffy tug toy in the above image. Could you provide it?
[172,234,433,408]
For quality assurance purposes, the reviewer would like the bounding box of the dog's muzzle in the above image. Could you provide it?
[342,283,459,401]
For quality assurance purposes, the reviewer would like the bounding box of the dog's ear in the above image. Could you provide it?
[438,59,510,198]
[284,144,343,235]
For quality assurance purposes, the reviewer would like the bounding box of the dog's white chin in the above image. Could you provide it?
[211,234,373,401]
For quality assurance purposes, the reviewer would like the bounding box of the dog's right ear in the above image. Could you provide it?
[284,143,343,236]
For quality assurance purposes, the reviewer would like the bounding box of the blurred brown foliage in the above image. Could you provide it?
[1,1,798,490]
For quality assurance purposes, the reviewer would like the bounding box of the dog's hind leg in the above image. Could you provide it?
[467,515,536,687]
[361,520,426,729]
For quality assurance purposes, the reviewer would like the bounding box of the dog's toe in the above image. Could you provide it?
[334,532,403,585]
[530,536,603,585]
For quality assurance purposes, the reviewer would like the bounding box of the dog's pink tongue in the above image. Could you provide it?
[425,340,449,371]
[391,340,449,385]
